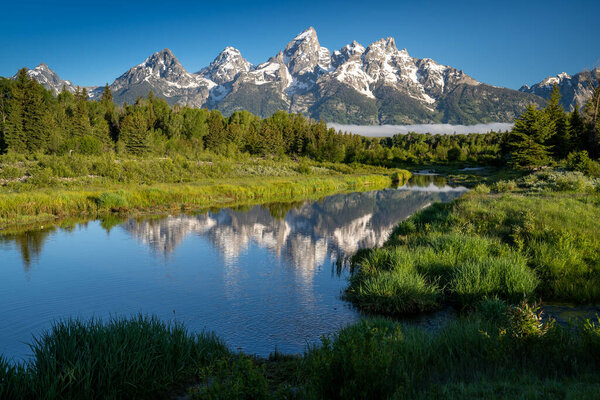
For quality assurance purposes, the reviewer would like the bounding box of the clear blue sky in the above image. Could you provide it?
[1,0,598,89]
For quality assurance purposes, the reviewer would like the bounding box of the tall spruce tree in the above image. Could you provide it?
[570,102,585,151]
[72,87,92,137]
[504,104,553,168]
[120,110,149,154]
[545,85,571,158]
[23,76,48,152]
[582,86,600,158]
[4,69,28,153]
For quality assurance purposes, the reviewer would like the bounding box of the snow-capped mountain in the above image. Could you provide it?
[21,63,78,95]
[520,67,600,111]
[106,48,215,107]
[15,27,550,124]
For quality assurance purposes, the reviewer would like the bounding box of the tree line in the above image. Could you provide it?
[1,68,599,172]
[502,85,600,171]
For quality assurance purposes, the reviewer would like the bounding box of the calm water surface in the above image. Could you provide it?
[0,177,466,360]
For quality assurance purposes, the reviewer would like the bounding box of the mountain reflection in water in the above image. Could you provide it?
[0,177,467,359]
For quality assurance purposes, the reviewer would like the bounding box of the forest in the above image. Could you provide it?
[2,68,599,173]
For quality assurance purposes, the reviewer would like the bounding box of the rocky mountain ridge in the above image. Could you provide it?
[520,67,600,111]
[12,27,593,124]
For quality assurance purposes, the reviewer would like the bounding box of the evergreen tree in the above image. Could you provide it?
[23,76,49,152]
[569,102,585,151]
[205,110,226,151]
[4,69,28,153]
[72,87,92,137]
[120,110,149,154]
[545,85,570,158]
[582,86,600,158]
[503,104,553,168]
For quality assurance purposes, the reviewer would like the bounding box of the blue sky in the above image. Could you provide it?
[1,0,598,89]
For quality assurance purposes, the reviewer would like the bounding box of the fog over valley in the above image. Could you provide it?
[329,122,515,137]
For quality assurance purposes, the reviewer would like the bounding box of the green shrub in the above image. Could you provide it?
[302,318,408,400]
[193,355,270,400]
[94,191,128,209]
[473,183,490,194]
[494,180,516,192]
[566,150,600,178]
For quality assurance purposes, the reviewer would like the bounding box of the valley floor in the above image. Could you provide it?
[1,167,599,400]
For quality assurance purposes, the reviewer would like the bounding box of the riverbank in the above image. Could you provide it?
[2,168,599,400]
[0,154,410,231]
[2,308,599,400]
[347,169,600,314]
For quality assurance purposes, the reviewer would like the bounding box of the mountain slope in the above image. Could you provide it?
[16,27,552,124]
[520,67,600,111]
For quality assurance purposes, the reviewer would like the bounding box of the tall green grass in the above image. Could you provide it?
[0,173,403,231]
[301,312,600,400]
[349,170,600,312]
[347,234,538,314]
[1,316,229,400]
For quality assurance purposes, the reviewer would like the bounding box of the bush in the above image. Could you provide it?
[472,183,490,194]
[494,180,516,192]
[193,355,270,400]
[566,151,600,178]
[94,191,128,209]
[302,318,407,400]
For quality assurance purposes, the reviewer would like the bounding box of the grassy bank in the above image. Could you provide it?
[346,170,600,315]
[2,307,599,400]
[0,154,410,230]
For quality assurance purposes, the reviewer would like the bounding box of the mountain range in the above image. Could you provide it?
[11,27,598,125]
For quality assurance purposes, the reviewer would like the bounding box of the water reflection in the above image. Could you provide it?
[0,180,467,358]
[119,187,466,277]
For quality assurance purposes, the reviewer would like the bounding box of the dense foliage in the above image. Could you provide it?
[501,85,600,171]
[0,70,382,165]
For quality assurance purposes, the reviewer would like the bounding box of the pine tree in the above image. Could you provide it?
[4,69,28,153]
[503,104,553,168]
[569,102,585,151]
[120,110,149,154]
[23,77,48,152]
[204,110,226,151]
[545,85,570,158]
[582,86,600,158]
[72,87,92,137]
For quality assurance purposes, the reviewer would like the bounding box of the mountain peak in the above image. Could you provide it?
[199,46,251,85]
[284,27,329,77]
[292,26,317,42]
[35,62,50,70]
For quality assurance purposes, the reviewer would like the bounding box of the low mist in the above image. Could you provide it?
[328,123,514,137]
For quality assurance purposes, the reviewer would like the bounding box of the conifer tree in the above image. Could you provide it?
[4,69,28,152]
[205,110,226,151]
[72,87,92,137]
[582,86,600,158]
[569,102,585,151]
[503,104,553,168]
[23,76,49,152]
[545,85,570,158]
[120,110,149,154]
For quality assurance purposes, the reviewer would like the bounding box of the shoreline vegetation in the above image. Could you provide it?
[1,72,600,398]
[0,157,408,232]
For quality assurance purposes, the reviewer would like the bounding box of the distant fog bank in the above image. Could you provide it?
[328,123,514,137]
